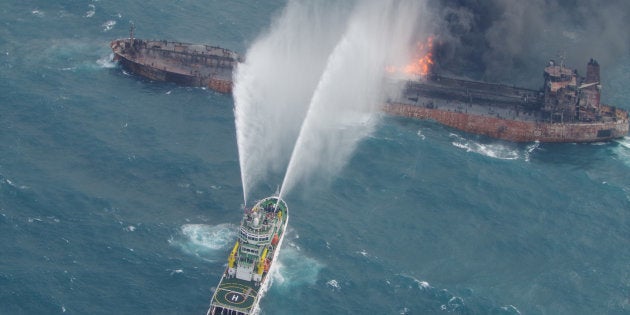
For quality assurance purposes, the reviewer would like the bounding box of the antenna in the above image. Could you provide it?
[129,22,135,41]
[557,50,566,69]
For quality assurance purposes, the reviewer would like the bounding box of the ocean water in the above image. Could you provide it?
[1,1,629,315]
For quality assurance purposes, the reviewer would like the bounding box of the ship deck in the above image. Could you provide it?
[212,275,260,313]
[411,94,544,122]
[112,39,236,81]
[398,76,546,122]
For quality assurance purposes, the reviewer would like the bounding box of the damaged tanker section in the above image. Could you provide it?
[385,58,629,142]
[110,27,241,93]
[109,29,628,142]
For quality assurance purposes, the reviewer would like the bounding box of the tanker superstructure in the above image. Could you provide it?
[110,26,240,93]
[208,196,289,315]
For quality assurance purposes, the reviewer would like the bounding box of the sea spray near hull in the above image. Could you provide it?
[170,224,238,261]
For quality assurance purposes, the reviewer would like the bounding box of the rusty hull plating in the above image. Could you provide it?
[110,33,241,93]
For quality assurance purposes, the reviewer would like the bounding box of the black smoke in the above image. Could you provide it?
[424,0,630,87]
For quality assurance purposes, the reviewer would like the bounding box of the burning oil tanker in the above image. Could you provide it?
[110,30,628,143]
[385,58,629,142]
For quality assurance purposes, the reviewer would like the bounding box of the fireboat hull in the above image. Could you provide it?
[207,197,289,315]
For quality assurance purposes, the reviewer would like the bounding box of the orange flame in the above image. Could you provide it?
[404,36,434,76]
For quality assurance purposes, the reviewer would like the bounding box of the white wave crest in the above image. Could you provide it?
[524,141,540,162]
[614,136,630,167]
[451,134,519,160]
[417,129,426,140]
[102,20,116,32]
[326,279,341,290]
[500,305,522,314]
[85,4,95,18]
[96,54,116,68]
[2,177,29,190]
[445,296,465,311]
[615,136,630,149]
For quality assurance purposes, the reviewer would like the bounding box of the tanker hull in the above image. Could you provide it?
[384,103,629,143]
[110,37,239,93]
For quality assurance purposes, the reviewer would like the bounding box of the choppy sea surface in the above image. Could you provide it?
[1,1,629,314]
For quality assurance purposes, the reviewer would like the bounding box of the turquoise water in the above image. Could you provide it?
[1,1,629,314]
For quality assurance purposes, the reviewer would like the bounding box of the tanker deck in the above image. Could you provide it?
[401,74,544,122]
[110,27,241,93]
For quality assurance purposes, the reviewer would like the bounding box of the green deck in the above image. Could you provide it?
[212,276,260,312]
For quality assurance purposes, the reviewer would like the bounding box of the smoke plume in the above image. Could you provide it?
[425,0,630,86]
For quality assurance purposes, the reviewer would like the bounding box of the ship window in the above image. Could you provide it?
[242,247,257,254]
[597,129,612,138]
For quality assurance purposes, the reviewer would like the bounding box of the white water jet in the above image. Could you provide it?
[234,0,429,202]
[280,0,423,197]
[233,1,349,204]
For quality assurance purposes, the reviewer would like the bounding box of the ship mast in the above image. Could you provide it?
[128,22,136,51]
[129,22,135,42]
[558,50,566,71]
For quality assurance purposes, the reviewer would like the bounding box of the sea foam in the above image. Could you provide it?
[102,20,116,32]
[170,223,237,260]
[96,54,116,68]
[614,136,630,167]
[271,245,323,289]
[451,134,520,160]
[85,4,95,18]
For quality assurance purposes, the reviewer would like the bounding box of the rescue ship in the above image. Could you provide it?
[207,196,289,315]
[110,25,240,93]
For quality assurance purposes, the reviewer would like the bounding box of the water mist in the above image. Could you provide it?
[234,0,425,203]
[233,1,349,204]
[280,0,422,198]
